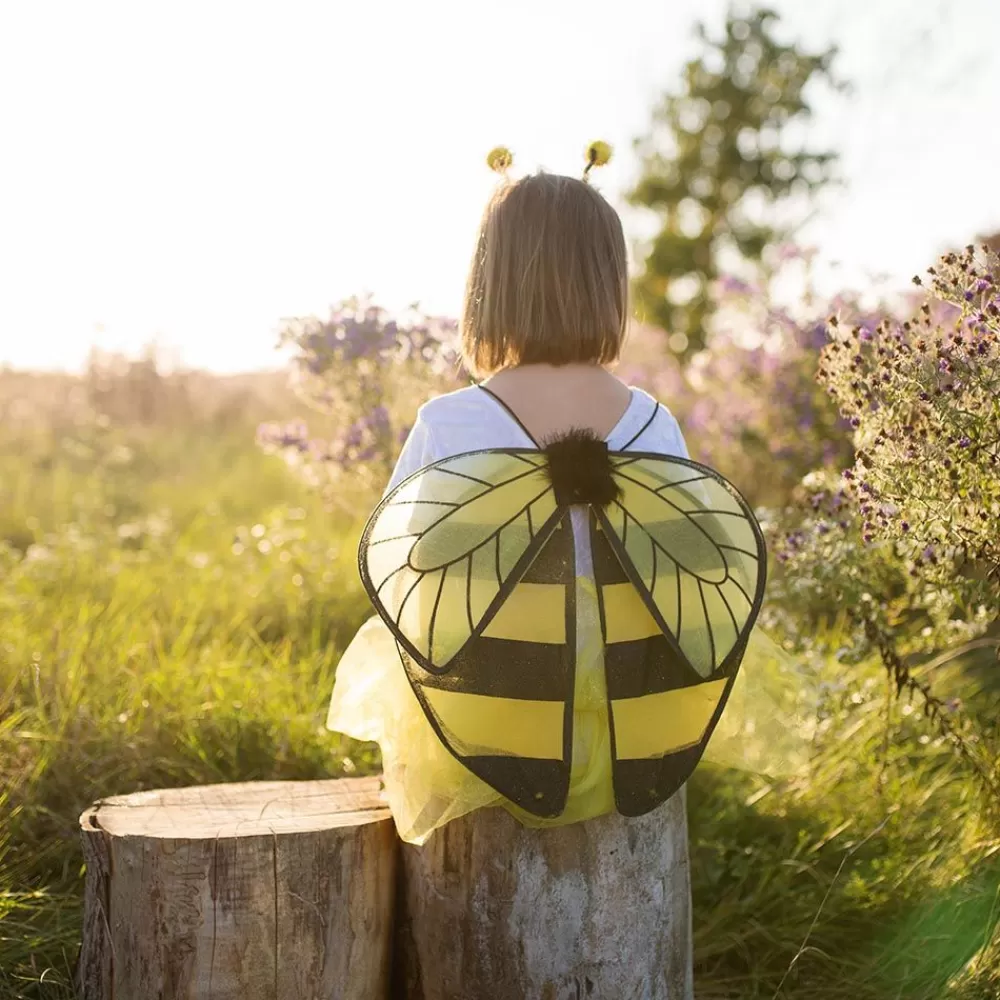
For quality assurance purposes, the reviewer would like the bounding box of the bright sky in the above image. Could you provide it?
[1,0,998,372]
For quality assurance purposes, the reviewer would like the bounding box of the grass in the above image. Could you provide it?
[1,367,999,998]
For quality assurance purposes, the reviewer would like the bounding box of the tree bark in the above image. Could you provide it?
[393,787,693,1000]
[76,777,397,1000]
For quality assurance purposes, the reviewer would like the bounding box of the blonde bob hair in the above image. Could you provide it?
[460,171,629,378]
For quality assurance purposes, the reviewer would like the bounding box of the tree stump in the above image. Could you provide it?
[393,787,693,1000]
[76,777,397,1000]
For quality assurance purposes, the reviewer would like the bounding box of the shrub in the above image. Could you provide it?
[258,296,466,505]
[772,245,1000,808]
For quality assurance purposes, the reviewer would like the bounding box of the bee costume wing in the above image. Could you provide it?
[360,434,768,819]
[360,447,576,816]
[593,453,768,815]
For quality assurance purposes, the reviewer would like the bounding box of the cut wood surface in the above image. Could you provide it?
[76,777,397,1000]
[393,788,694,1000]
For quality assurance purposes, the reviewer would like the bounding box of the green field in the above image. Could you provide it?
[1,369,999,998]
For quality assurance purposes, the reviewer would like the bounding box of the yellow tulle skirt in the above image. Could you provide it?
[327,578,816,845]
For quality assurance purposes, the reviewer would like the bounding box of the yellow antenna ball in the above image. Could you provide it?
[486,146,513,173]
[586,140,613,168]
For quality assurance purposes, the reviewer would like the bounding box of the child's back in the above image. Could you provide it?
[334,371,693,844]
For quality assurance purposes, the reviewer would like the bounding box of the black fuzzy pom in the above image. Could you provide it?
[542,428,621,507]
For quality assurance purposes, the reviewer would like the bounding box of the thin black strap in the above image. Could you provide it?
[476,384,542,448]
[619,399,660,451]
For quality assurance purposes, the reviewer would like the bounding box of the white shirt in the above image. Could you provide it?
[387,384,689,492]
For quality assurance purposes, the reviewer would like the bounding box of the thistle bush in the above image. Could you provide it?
[772,246,1000,804]
[258,297,466,503]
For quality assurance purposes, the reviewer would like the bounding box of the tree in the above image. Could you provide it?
[629,6,844,356]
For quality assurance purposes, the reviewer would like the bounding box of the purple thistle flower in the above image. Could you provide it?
[342,420,364,450]
[775,242,805,262]
[367,405,390,432]
[718,274,754,296]
[798,322,830,351]
[257,420,310,452]
[958,436,971,448]
[307,439,337,462]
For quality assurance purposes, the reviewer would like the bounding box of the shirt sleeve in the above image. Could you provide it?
[383,414,439,496]
[669,415,692,461]
[646,405,692,460]
[665,413,716,504]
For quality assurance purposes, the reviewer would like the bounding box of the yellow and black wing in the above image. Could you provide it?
[593,453,767,816]
[359,448,576,816]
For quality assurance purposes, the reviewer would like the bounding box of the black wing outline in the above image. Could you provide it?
[359,448,562,675]
[596,451,767,680]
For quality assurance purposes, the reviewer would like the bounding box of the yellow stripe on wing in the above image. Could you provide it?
[601,582,660,643]
[482,583,566,643]
[611,678,728,759]
[422,688,565,759]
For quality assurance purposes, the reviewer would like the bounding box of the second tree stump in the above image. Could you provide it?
[392,789,693,1000]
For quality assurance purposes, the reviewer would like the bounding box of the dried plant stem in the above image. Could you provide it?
[863,618,1000,813]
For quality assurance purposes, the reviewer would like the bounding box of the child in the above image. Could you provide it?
[327,143,808,846]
